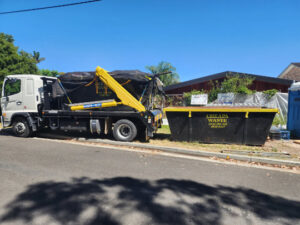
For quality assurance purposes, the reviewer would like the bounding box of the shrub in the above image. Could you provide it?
[207,74,254,102]
[263,89,278,100]
[220,74,254,94]
[272,114,286,126]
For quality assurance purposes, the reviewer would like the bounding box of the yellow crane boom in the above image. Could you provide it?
[95,66,146,112]
[70,66,146,112]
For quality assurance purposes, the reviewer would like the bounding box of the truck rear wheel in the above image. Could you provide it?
[12,118,32,138]
[113,119,137,142]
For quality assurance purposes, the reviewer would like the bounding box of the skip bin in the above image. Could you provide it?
[164,107,278,145]
[287,82,300,138]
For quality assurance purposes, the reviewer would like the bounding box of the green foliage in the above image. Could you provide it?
[153,94,164,108]
[32,51,45,64]
[207,74,254,102]
[220,74,254,94]
[146,61,180,86]
[0,33,38,93]
[263,89,278,100]
[4,78,21,96]
[183,89,206,105]
[208,80,221,103]
[38,69,59,77]
[165,95,183,107]
[272,114,286,126]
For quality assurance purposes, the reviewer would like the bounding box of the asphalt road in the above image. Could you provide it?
[0,135,300,225]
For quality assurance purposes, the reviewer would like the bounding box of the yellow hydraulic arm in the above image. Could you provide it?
[95,66,146,112]
[70,100,119,111]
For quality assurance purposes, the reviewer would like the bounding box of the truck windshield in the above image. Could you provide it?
[4,78,21,96]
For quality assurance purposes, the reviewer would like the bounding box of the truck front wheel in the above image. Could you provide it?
[113,119,137,142]
[12,118,32,138]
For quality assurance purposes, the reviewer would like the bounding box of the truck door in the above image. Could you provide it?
[1,77,23,127]
[23,78,37,112]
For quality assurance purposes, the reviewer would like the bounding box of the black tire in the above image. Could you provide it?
[113,119,137,142]
[12,118,32,138]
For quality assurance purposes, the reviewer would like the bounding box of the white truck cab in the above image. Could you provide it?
[1,74,55,129]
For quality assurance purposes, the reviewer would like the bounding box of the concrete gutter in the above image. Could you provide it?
[75,138,300,167]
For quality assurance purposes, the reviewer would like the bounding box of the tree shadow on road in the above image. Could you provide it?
[1,177,300,225]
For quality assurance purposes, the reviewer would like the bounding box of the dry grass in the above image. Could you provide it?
[153,125,300,159]
[156,125,170,134]
[149,137,263,152]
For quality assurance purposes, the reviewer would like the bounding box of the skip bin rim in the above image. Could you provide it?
[164,107,278,113]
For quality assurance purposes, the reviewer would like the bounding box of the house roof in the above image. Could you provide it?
[292,62,300,67]
[164,71,293,91]
[278,62,300,81]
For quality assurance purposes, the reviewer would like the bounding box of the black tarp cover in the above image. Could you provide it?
[52,70,162,105]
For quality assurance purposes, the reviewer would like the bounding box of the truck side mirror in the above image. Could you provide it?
[6,96,9,102]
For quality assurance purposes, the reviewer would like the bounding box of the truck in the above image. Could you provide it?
[0,66,164,142]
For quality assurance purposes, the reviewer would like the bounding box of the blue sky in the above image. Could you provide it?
[1,0,300,81]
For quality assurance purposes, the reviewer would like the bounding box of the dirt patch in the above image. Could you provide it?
[264,139,300,157]
[147,132,300,160]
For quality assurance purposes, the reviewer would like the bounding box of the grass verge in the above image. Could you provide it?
[154,125,300,159]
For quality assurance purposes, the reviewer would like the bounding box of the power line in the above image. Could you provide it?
[0,0,102,15]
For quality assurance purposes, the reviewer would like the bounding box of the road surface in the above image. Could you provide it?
[0,135,300,225]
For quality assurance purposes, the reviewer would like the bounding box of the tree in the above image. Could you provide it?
[0,33,38,93]
[38,69,59,77]
[32,51,45,63]
[146,61,180,86]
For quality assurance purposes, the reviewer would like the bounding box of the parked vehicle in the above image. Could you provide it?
[0,66,164,142]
